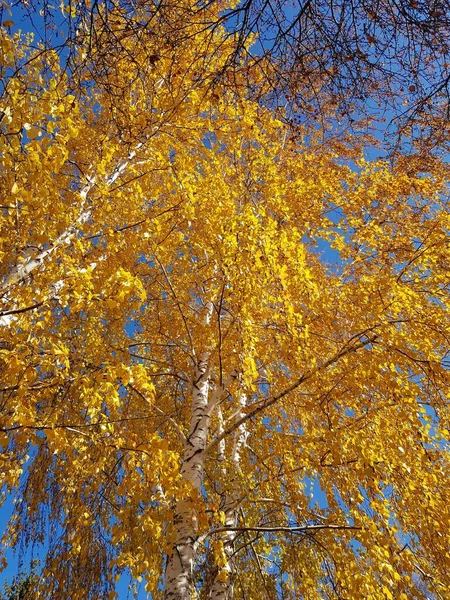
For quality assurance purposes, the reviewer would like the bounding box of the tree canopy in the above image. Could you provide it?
[0,2,449,599]
[6,0,450,149]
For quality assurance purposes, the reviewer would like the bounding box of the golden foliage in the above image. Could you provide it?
[0,5,449,598]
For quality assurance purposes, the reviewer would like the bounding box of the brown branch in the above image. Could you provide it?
[153,251,195,356]
[128,383,187,444]
[208,524,361,536]
[0,414,156,434]
[205,333,378,456]
[0,301,44,317]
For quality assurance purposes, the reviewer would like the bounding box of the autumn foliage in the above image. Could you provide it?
[0,2,449,599]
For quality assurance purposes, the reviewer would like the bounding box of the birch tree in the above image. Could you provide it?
[1,5,450,600]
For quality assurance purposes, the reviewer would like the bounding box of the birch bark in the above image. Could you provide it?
[208,394,248,600]
[2,140,143,295]
[164,353,210,600]
[163,290,238,599]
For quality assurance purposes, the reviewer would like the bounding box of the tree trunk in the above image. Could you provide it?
[164,354,210,600]
[208,394,248,600]
[208,497,236,600]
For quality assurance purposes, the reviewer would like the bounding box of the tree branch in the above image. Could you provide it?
[128,383,187,444]
[205,334,378,456]
[0,301,44,317]
[207,524,361,536]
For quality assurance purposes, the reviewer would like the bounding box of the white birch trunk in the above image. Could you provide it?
[2,140,143,295]
[1,180,94,294]
[164,353,211,600]
[208,497,236,600]
[208,394,247,600]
